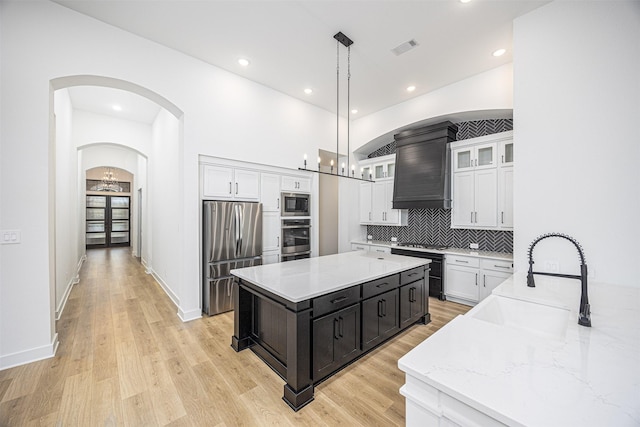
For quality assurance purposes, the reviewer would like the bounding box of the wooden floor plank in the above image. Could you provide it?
[0,247,469,426]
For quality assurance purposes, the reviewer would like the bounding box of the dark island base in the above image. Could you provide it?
[231,264,430,411]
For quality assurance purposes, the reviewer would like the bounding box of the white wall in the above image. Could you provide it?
[513,1,640,287]
[73,110,153,155]
[350,64,513,151]
[149,109,181,305]
[0,0,340,367]
[54,89,80,319]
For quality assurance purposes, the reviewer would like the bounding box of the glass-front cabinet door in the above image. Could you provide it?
[453,143,497,172]
[500,140,514,165]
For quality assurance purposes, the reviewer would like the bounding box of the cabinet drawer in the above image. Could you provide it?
[351,244,369,251]
[400,266,425,285]
[369,246,391,254]
[362,274,400,300]
[313,286,360,318]
[481,258,513,273]
[446,255,479,268]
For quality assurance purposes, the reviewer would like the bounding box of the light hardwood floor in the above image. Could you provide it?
[0,248,470,426]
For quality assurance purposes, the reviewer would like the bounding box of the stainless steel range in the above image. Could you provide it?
[391,243,448,300]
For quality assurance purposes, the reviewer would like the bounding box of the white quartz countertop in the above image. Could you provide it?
[398,272,640,426]
[231,251,430,303]
[351,240,513,261]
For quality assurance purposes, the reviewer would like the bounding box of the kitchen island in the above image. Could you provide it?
[398,272,640,426]
[231,250,431,410]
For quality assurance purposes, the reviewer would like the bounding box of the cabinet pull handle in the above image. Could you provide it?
[277,236,280,247]
[334,318,339,339]
[493,265,511,269]
[455,260,469,264]
[475,273,478,286]
[382,299,387,316]
[501,211,504,224]
[407,272,418,277]
[483,274,486,287]
[229,182,232,194]
[235,182,238,194]
[378,300,383,317]
[330,296,348,304]
[376,282,390,288]
[339,317,344,337]
[409,287,415,302]
[470,212,473,223]
[502,155,504,164]
[277,198,280,209]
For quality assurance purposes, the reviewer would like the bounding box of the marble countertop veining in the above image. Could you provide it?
[398,272,640,426]
[231,251,430,303]
[350,240,513,261]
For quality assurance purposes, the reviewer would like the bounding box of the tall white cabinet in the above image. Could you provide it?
[358,154,408,226]
[451,131,513,230]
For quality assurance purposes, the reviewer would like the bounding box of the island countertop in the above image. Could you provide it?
[231,250,431,303]
[398,272,640,426]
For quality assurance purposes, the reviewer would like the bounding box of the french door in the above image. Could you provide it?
[86,195,130,248]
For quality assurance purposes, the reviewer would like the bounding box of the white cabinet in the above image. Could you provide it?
[451,131,512,230]
[453,142,497,172]
[498,167,514,229]
[350,242,391,254]
[359,180,407,226]
[359,182,373,223]
[261,173,281,212]
[202,165,259,201]
[479,259,513,301]
[359,153,395,180]
[282,176,311,193]
[445,255,480,304]
[262,251,280,265]
[445,254,513,306]
[262,211,280,252]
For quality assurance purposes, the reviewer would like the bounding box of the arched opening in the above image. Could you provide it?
[50,76,183,332]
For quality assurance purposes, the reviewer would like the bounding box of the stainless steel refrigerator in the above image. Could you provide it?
[203,201,262,315]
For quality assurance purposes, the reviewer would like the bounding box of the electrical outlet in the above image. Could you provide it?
[367,235,373,241]
[544,260,560,273]
[469,243,479,250]
[390,237,398,243]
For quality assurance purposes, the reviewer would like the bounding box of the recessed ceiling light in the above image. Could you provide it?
[460,0,472,3]
[493,48,506,57]
[406,85,416,92]
[238,58,250,67]
[112,105,122,111]
[351,109,358,114]
[304,88,313,95]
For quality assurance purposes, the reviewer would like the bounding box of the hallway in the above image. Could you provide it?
[0,248,469,426]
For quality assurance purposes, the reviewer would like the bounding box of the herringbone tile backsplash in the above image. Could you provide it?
[365,119,513,253]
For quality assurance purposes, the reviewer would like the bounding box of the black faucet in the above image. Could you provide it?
[527,233,591,327]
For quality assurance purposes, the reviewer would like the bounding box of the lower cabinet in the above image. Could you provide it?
[445,255,513,306]
[400,280,425,329]
[362,289,400,351]
[312,304,361,381]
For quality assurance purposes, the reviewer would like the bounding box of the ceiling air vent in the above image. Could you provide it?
[391,39,419,56]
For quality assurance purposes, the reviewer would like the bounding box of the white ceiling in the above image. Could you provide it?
[55,0,549,121]
[67,86,162,124]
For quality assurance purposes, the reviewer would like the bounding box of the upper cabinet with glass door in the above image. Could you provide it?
[499,139,514,166]
[359,154,396,181]
[453,142,497,172]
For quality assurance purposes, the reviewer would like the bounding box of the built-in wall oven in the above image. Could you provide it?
[281,218,311,261]
[281,193,310,217]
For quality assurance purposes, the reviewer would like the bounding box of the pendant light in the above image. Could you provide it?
[299,32,372,182]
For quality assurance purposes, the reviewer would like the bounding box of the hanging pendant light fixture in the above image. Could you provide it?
[299,31,372,182]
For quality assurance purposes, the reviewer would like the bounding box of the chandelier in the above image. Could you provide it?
[299,31,371,182]
[100,167,122,192]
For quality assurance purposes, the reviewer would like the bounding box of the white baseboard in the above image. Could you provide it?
[56,255,86,320]
[148,268,179,308]
[0,333,58,371]
[178,307,202,322]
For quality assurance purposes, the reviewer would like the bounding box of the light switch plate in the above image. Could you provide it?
[469,243,479,249]
[390,237,398,242]
[1,229,21,244]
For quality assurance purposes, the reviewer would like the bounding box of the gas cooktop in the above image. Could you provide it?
[396,242,450,251]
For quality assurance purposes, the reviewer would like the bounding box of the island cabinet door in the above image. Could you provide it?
[312,304,361,382]
[400,279,425,329]
[362,289,400,352]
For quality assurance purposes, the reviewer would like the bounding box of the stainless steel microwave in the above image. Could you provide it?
[281,193,310,216]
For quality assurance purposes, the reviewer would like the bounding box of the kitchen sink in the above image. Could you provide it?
[468,296,570,341]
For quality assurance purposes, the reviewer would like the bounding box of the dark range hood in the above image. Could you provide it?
[392,121,458,209]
